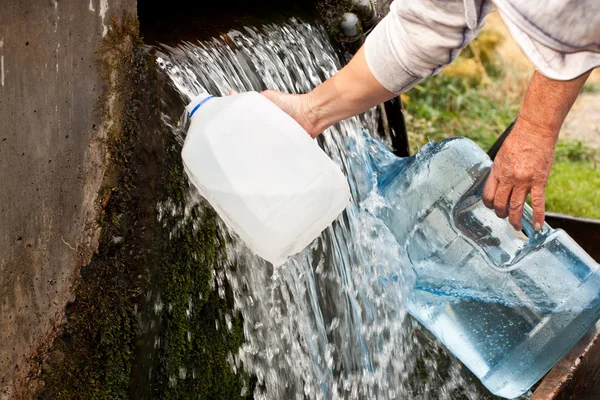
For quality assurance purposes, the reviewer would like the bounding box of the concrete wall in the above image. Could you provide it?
[0,0,135,397]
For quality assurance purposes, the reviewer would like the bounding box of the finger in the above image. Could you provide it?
[228,89,238,95]
[493,183,513,219]
[530,185,546,230]
[482,170,499,209]
[261,89,278,101]
[508,186,529,230]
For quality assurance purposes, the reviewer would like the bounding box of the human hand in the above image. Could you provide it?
[229,89,320,138]
[482,118,558,231]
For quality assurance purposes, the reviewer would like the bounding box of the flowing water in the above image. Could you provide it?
[150,17,530,399]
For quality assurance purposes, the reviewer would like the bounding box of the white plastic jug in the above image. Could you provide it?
[182,91,350,265]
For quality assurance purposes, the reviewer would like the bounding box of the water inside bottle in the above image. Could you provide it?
[346,130,600,398]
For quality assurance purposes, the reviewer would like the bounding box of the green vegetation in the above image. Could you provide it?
[403,72,519,152]
[582,82,600,93]
[546,159,600,220]
[546,140,599,218]
[403,27,600,220]
[147,127,253,400]
[39,13,252,399]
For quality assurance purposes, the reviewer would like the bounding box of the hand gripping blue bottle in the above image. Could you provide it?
[347,132,600,398]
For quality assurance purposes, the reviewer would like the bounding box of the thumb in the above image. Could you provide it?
[261,89,282,102]
[228,89,238,95]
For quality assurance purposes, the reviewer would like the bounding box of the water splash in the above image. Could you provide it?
[152,17,521,399]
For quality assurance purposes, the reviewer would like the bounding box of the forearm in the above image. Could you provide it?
[517,70,592,140]
[304,0,494,135]
[306,46,396,133]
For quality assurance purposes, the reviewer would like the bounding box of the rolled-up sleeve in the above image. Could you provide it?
[364,0,495,93]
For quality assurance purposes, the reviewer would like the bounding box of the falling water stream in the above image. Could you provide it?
[150,16,529,400]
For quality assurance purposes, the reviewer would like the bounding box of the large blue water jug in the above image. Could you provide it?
[346,132,600,399]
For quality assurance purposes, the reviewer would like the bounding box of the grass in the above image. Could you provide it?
[403,72,520,152]
[582,82,600,93]
[402,25,600,220]
[546,158,600,220]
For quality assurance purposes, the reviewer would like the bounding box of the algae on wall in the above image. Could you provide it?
[38,14,252,399]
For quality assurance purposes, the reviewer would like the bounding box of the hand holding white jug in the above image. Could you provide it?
[181,91,350,265]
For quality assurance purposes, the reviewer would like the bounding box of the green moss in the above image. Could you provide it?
[143,130,252,399]
[39,12,252,399]
[38,13,145,400]
[405,325,454,394]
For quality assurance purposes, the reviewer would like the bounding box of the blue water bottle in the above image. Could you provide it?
[347,132,600,398]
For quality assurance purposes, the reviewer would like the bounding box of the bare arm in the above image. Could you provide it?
[302,46,396,135]
[262,0,492,137]
[482,69,592,230]
[255,0,592,231]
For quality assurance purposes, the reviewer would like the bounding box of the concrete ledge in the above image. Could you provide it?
[0,0,135,397]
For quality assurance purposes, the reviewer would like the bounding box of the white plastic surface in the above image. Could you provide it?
[182,91,350,265]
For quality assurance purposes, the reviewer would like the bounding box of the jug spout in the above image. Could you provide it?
[185,92,214,117]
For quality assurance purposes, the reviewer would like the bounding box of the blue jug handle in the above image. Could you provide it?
[458,168,553,270]
[472,168,551,243]
[520,203,551,245]
[475,169,552,255]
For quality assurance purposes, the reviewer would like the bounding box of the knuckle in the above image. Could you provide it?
[493,197,506,207]
[510,171,527,182]
[509,200,524,210]
[497,172,511,184]
[531,197,545,207]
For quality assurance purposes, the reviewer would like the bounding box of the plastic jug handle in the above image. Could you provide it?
[519,203,550,244]
[476,169,551,245]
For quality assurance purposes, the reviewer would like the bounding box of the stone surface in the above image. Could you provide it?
[0,0,135,397]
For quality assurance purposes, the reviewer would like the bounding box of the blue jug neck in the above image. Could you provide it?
[345,130,414,201]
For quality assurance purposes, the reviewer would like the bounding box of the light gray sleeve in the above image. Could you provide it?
[364,0,495,93]
[493,0,600,80]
